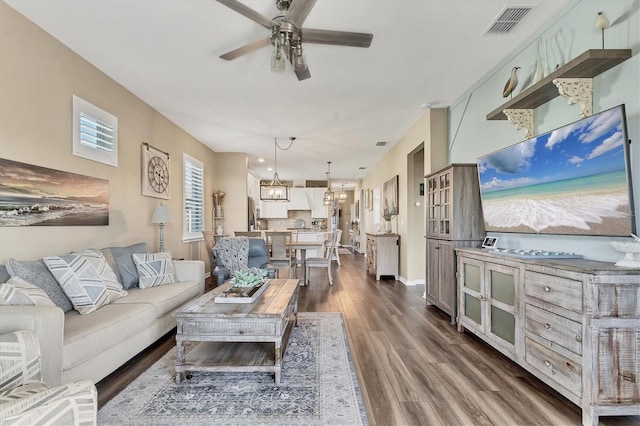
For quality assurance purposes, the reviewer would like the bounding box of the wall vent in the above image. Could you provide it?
[484,6,533,35]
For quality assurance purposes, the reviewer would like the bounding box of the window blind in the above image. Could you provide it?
[183,155,204,240]
[80,112,115,152]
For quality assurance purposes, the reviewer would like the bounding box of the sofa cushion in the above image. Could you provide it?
[114,281,200,318]
[0,276,55,307]
[0,266,9,284]
[44,249,126,315]
[5,258,73,313]
[108,243,150,289]
[63,303,156,371]
[132,252,176,289]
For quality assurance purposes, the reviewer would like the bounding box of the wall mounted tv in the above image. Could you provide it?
[477,104,635,236]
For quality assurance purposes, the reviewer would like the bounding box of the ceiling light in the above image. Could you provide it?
[323,161,334,205]
[338,184,348,203]
[260,137,295,202]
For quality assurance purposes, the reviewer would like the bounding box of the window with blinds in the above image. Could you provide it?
[72,95,118,166]
[183,153,204,241]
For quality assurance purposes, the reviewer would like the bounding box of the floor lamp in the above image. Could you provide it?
[151,204,174,252]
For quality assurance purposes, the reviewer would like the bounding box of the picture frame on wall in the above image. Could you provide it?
[0,158,109,227]
[141,143,170,199]
[383,175,399,215]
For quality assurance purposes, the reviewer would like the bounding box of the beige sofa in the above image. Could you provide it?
[0,245,204,387]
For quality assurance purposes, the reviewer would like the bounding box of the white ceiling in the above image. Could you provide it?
[6,0,571,188]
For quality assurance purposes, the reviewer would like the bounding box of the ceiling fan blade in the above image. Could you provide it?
[303,28,373,48]
[294,66,311,81]
[220,37,270,60]
[216,0,275,29]
[284,0,317,28]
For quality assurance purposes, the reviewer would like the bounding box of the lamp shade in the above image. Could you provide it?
[151,204,174,224]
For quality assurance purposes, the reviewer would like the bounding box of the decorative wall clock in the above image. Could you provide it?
[141,143,170,199]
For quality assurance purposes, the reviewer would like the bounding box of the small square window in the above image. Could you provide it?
[72,95,118,167]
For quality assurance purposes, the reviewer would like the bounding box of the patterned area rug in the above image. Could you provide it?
[98,312,368,426]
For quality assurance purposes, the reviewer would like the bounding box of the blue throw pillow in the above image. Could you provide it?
[5,258,73,312]
[108,243,150,289]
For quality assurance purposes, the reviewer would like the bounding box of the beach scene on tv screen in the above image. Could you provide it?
[478,105,633,236]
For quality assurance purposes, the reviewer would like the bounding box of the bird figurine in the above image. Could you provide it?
[503,67,520,98]
[596,11,610,49]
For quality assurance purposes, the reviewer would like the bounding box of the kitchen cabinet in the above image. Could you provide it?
[457,248,640,426]
[366,233,399,280]
[425,164,484,323]
[307,188,328,219]
[247,173,260,200]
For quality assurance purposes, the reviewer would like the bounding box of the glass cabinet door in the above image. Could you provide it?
[486,265,517,348]
[460,258,484,328]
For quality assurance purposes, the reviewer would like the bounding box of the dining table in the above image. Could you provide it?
[291,240,324,285]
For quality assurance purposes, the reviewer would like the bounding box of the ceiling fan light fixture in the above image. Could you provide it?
[292,44,306,71]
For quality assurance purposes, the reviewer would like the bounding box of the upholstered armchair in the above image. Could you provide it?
[212,237,275,285]
[0,330,97,426]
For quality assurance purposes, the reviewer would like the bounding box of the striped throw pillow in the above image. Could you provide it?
[0,276,55,307]
[132,252,176,289]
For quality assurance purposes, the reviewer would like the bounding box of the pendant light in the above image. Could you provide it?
[338,184,348,203]
[260,137,291,202]
[323,161,334,205]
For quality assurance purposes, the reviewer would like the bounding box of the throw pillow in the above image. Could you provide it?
[43,249,127,315]
[0,265,9,284]
[0,276,55,307]
[100,248,122,285]
[132,252,176,289]
[108,243,150,289]
[5,258,74,312]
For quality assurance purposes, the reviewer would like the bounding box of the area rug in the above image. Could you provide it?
[98,312,368,426]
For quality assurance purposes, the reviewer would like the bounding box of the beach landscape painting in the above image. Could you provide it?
[477,105,634,236]
[0,158,109,226]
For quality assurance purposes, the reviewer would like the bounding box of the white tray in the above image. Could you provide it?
[214,280,270,304]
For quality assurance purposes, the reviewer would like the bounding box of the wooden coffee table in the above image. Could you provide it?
[174,279,299,385]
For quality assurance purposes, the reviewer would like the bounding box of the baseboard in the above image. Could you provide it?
[399,277,425,287]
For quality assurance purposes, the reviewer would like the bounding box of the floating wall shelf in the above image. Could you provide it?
[487,49,632,121]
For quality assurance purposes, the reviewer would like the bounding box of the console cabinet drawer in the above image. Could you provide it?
[524,271,583,313]
[525,304,583,355]
[525,337,582,397]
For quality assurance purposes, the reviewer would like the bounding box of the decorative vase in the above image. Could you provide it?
[383,220,392,233]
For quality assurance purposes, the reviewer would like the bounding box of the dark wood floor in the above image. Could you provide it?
[97,251,638,425]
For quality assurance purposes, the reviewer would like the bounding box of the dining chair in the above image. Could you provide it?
[234,231,262,238]
[305,230,339,286]
[265,231,297,278]
[324,229,343,265]
[202,230,216,271]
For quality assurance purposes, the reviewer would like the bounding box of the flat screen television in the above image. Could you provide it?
[477,104,635,236]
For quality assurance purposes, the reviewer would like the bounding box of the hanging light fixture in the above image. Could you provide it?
[338,184,348,203]
[323,161,334,205]
[260,137,294,202]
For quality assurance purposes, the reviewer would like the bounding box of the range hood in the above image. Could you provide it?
[288,188,311,210]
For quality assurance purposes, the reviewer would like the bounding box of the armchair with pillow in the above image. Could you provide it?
[212,237,275,285]
[0,330,97,426]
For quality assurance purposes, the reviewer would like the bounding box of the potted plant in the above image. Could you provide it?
[227,267,269,297]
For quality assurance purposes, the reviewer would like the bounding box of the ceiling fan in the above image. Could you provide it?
[216,0,373,81]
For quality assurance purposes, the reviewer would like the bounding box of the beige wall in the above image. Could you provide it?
[360,108,447,283]
[0,3,247,268]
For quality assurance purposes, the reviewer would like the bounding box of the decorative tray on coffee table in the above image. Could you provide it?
[214,280,270,304]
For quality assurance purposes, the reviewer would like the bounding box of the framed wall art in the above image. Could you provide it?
[142,143,170,199]
[0,158,109,227]
[383,175,399,216]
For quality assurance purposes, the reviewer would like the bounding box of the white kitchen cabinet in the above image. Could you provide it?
[307,188,328,219]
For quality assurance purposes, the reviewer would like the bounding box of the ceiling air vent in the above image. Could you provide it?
[484,6,533,35]
[375,141,387,147]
